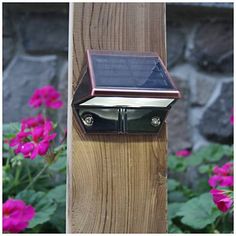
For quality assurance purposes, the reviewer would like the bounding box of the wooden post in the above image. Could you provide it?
[67,3,167,233]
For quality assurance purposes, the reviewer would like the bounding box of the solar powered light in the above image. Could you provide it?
[72,50,181,134]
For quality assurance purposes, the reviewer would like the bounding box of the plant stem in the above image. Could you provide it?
[23,164,49,191]
[26,162,32,183]
[222,213,228,232]
[6,156,10,168]
[210,222,215,233]
[214,216,221,229]
[14,165,22,185]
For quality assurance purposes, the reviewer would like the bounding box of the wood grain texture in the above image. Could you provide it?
[68,3,167,233]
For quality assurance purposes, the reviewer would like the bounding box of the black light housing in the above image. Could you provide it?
[72,49,181,134]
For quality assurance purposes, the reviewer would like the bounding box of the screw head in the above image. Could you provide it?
[151,116,161,127]
[82,114,94,127]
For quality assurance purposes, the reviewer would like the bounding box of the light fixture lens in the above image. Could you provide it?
[81,97,174,107]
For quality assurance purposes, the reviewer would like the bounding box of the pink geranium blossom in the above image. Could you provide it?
[209,162,233,188]
[213,162,233,176]
[210,189,233,213]
[175,149,191,157]
[29,85,63,109]
[10,114,56,159]
[3,199,35,233]
[209,175,233,188]
[21,113,45,130]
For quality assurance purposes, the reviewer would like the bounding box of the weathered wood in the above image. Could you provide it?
[67,3,167,233]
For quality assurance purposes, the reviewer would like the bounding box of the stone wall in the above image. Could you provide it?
[3,3,69,130]
[167,3,233,153]
[3,3,233,152]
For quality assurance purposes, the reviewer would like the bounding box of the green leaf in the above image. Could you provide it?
[195,179,211,194]
[168,202,183,220]
[198,164,211,174]
[183,144,233,168]
[185,153,204,166]
[189,144,233,165]
[16,190,57,228]
[49,203,66,232]
[46,184,66,204]
[3,123,20,136]
[203,144,231,162]
[168,222,183,233]
[176,193,221,229]
[49,145,67,172]
[3,143,11,155]
[49,157,66,172]
[54,143,67,153]
[49,154,66,172]
[168,179,180,191]
[3,169,14,194]
[168,155,187,172]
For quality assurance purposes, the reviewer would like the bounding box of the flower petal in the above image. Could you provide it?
[175,149,191,157]
[208,175,221,188]
[210,189,233,213]
[3,199,35,233]
[21,142,34,155]
[37,141,49,156]
[30,146,39,160]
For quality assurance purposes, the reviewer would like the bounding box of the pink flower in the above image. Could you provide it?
[10,114,56,159]
[9,131,30,154]
[208,175,221,188]
[213,162,233,176]
[210,189,233,213]
[175,149,191,157]
[209,162,233,188]
[209,175,233,188]
[3,198,35,233]
[29,85,63,109]
[230,109,234,125]
[21,114,45,130]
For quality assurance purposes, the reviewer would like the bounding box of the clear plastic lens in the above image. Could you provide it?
[81,97,174,107]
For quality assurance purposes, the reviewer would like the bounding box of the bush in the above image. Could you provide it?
[168,144,233,233]
[3,85,66,233]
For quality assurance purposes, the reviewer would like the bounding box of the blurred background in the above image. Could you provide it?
[3,2,233,151]
[166,3,233,152]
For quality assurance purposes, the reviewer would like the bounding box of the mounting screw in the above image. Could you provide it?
[151,116,161,127]
[82,114,94,127]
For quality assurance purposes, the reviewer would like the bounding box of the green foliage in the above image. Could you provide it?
[198,164,212,174]
[187,144,233,164]
[176,193,221,229]
[168,155,187,172]
[3,123,67,233]
[168,223,183,233]
[47,184,66,203]
[168,203,183,221]
[168,144,233,173]
[168,179,180,191]
[16,190,57,228]
[3,123,21,139]
[48,144,67,172]
[168,144,233,233]
[50,203,66,232]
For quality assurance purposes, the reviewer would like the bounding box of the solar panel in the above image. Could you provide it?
[91,54,174,90]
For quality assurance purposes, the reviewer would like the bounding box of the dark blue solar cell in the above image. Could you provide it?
[91,55,174,90]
